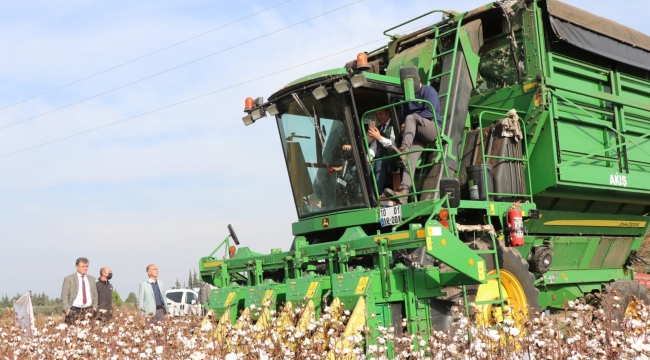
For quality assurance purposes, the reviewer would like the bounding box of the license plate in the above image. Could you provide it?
[379,205,402,227]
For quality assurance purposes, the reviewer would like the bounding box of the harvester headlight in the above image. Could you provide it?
[334,80,350,93]
[351,74,368,88]
[251,108,265,121]
[267,103,279,116]
[242,114,254,126]
[312,85,328,100]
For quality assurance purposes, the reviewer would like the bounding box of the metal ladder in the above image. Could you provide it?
[383,10,511,324]
[375,12,468,202]
[419,13,467,167]
[428,13,466,125]
[460,216,508,325]
[459,108,535,325]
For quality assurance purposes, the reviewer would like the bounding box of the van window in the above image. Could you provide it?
[166,291,183,303]
[185,292,196,304]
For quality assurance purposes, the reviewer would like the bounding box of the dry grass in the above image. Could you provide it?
[638,228,650,264]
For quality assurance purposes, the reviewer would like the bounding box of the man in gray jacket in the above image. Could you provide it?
[198,281,215,316]
[61,257,98,325]
[138,264,169,322]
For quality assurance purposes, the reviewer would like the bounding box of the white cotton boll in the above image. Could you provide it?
[488,330,500,342]
[189,351,207,360]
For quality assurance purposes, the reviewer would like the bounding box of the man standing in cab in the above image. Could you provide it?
[367,108,397,193]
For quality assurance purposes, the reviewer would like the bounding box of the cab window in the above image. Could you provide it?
[185,292,196,304]
[166,291,182,303]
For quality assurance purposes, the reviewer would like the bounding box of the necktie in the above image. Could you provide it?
[81,275,87,305]
[380,124,385,133]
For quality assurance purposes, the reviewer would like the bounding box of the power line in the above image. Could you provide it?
[0,0,363,132]
[0,0,293,112]
[0,21,433,159]
[0,37,385,159]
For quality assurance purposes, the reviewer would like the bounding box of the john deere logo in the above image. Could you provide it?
[322,218,330,228]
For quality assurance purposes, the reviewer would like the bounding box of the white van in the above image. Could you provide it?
[165,288,201,316]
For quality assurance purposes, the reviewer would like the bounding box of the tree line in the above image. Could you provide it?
[1,290,138,315]
[174,269,204,289]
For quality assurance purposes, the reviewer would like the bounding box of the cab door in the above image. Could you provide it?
[165,290,183,316]
[185,291,199,315]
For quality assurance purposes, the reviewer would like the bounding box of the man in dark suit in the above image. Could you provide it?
[61,257,98,325]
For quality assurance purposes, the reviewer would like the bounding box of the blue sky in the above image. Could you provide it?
[0,0,647,300]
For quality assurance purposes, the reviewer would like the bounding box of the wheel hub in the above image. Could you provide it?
[475,270,529,327]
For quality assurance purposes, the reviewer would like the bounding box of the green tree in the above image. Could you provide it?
[192,270,201,288]
[112,290,123,307]
[188,271,193,288]
[175,278,181,288]
[0,294,9,308]
[124,292,137,304]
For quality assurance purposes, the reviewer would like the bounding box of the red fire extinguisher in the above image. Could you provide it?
[507,201,525,246]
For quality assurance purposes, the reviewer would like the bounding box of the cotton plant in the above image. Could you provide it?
[2,296,650,359]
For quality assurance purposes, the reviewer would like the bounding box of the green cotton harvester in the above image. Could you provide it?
[200,0,650,356]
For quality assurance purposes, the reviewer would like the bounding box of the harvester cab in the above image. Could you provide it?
[201,0,650,357]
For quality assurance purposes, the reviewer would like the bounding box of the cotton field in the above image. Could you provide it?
[2,298,650,360]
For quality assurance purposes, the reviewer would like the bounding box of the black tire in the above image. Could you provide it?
[604,280,650,321]
[443,238,541,324]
